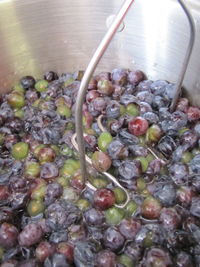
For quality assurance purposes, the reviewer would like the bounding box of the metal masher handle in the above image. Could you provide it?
[75,0,135,183]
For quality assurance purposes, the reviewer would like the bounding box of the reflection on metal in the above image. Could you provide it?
[170,0,195,111]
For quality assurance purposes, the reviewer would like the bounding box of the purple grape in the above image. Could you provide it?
[118,160,142,180]
[107,139,129,160]
[84,208,105,226]
[103,227,125,252]
[18,223,43,246]
[96,249,116,267]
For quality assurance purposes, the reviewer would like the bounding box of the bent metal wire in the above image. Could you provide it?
[73,0,195,208]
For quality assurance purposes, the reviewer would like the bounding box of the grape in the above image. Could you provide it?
[152,181,176,207]
[159,208,181,230]
[176,251,194,267]
[103,227,125,252]
[44,253,69,267]
[190,197,200,218]
[84,208,105,226]
[141,196,162,219]
[40,163,59,180]
[143,247,172,267]
[111,68,127,86]
[0,223,18,248]
[119,218,141,239]
[128,117,149,136]
[36,241,56,262]
[169,163,189,185]
[106,100,121,119]
[96,249,116,267]
[18,223,43,246]
[56,242,74,263]
[118,160,142,180]
[74,241,96,267]
[107,139,129,160]
[94,188,115,210]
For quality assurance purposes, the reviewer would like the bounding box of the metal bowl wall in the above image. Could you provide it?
[0,0,200,105]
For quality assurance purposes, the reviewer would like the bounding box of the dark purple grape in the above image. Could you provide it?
[74,241,96,267]
[189,154,200,175]
[44,253,69,267]
[159,207,181,230]
[166,230,195,250]
[136,91,153,104]
[139,102,153,114]
[146,159,162,176]
[169,163,189,185]
[118,160,142,180]
[0,223,18,248]
[192,175,200,193]
[111,68,127,86]
[0,206,13,223]
[40,163,59,180]
[68,224,86,243]
[128,70,144,86]
[164,83,176,100]
[150,80,168,95]
[128,145,148,157]
[96,250,116,267]
[45,201,81,231]
[49,231,68,244]
[36,241,56,262]
[109,118,124,135]
[20,76,36,89]
[142,112,159,124]
[45,182,63,205]
[120,94,137,106]
[84,134,97,151]
[10,192,29,209]
[119,218,141,239]
[91,97,106,112]
[152,95,169,109]
[25,90,39,103]
[107,139,129,160]
[157,135,177,158]
[113,85,125,99]
[86,90,100,103]
[152,181,176,207]
[190,197,200,218]
[84,208,105,226]
[44,71,58,82]
[176,251,194,267]
[106,100,121,119]
[18,223,43,246]
[9,176,28,193]
[194,122,200,137]
[118,129,139,145]
[172,144,190,162]
[5,117,24,134]
[103,227,125,252]
[143,247,172,267]
[181,130,198,148]
[137,80,152,92]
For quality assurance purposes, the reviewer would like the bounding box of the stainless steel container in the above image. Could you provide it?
[0,0,200,105]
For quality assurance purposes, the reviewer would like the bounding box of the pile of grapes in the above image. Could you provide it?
[0,69,200,267]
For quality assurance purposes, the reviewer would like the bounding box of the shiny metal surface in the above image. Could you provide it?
[0,0,200,106]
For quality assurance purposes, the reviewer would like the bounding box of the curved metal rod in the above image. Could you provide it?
[170,0,195,112]
[71,133,130,208]
[75,0,135,184]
